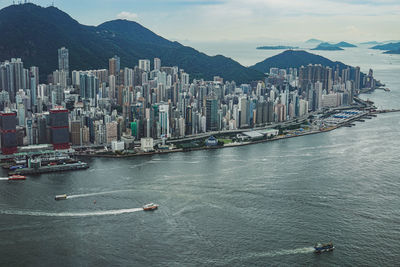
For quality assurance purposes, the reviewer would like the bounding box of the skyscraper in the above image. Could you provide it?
[109,75,116,99]
[58,47,69,72]
[154,58,161,71]
[109,55,120,76]
[0,112,17,155]
[206,97,218,131]
[139,59,151,72]
[50,108,70,150]
[240,97,249,128]
[58,47,69,85]
[158,104,169,137]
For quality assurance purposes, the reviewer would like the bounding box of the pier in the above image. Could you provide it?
[9,162,89,175]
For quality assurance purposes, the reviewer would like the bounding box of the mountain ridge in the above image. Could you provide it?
[0,3,264,83]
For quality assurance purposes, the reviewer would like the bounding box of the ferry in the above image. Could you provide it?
[143,203,159,211]
[55,194,68,200]
[314,242,334,253]
[8,175,26,180]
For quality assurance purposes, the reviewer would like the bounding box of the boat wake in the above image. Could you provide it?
[254,247,315,257]
[67,189,135,199]
[0,208,143,217]
[0,178,9,181]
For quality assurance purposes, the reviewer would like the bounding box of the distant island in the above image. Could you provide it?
[360,41,381,45]
[305,38,323,43]
[311,42,344,51]
[371,42,400,51]
[384,48,400,54]
[335,41,357,48]
[257,45,299,50]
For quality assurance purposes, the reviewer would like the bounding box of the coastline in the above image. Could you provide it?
[76,108,400,159]
[77,128,335,159]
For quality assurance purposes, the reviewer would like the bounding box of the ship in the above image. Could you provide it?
[55,194,68,200]
[8,175,26,180]
[314,242,334,253]
[143,203,159,211]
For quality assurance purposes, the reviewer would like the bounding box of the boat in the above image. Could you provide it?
[55,194,68,200]
[143,203,159,211]
[8,175,26,180]
[314,242,334,253]
[10,165,25,170]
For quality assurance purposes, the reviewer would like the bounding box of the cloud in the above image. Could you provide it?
[116,11,138,21]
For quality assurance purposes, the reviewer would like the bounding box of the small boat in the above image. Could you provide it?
[10,165,25,170]
[55,194,68,200]
[314,242,334,253]
[8,175,26,180]
[143,203,159,211]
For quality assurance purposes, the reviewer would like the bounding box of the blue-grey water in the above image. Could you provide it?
[0,46,399,266]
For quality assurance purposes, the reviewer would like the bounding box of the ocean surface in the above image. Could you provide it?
[1,45,400,266]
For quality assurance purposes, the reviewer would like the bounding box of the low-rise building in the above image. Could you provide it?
[141,137,154,152]
[111,140,124,152]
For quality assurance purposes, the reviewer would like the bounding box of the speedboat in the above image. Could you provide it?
[8,175,26,180]
[143,203,159,211]
[314,242,334,253]
[55,194,68,200]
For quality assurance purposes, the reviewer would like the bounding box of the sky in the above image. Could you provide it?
[0,0,399,43]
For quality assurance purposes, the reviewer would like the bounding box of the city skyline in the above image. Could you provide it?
[0,0,399,43]
[0,43,371,152]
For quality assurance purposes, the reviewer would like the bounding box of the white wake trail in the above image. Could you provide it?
[67,189,135,199]
[0,208,143,217]
[0,178,9,181]
[258,247,315,257]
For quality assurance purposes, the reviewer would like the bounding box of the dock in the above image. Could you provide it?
[9,162,89,175]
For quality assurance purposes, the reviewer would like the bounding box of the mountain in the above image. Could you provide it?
[305,39,323,44]
[0,4,264,83]
[250,50,349,73]
[311,42,344,51]
[370,42,400,51]
[334,41,357,48]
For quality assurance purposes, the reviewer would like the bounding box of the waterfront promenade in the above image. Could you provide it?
[77,106,399,159]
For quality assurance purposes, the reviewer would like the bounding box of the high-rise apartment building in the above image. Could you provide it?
[154,58,161,71]
[139,59,151,72]
[109,55,120,76]
[58,47,69,73]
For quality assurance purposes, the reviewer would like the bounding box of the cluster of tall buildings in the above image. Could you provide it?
[0,47,374,153]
